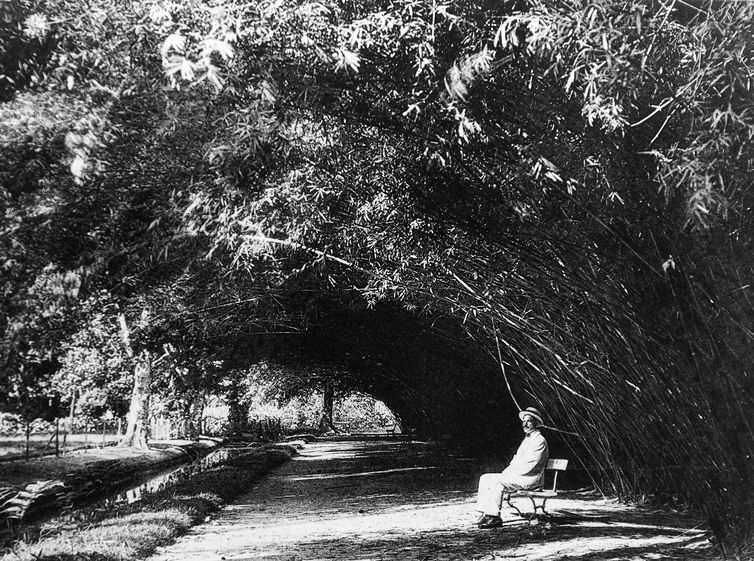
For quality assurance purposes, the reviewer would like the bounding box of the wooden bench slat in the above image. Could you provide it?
[546,458,569,471]
[512,490,557,498]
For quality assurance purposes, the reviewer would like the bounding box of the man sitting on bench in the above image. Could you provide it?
[475,407,549,529]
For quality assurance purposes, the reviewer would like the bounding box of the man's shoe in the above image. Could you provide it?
[478,515,503,529]
[476,514,491,525]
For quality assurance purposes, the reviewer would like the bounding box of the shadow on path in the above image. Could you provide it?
[150,439,717,561]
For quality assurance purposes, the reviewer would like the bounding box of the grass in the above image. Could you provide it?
[0,434,120,460]
[1,446,295,561]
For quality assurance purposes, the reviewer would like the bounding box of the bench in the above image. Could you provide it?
[504,458,568,519]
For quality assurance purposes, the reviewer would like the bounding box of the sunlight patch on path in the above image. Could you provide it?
[282,465,438,481]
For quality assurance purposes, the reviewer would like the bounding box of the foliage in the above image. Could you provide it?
[0,0,54,101]
[0,413,58,436]
[238,374,397,434]
[52,292,132,417]
[334,392,397,433]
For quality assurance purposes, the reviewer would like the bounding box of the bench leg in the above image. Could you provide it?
[505,494,526,519]
[507,495,551,524]
[540,498,549,516]
[528,497,549,517]
[528,496,539,515]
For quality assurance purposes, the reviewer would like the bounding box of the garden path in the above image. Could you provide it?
[150,438,715,561]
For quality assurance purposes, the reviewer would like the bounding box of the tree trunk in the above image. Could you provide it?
[68,389,76,429]
[196,397,205,436]
[321,382,337,433]
[227,391,249,435]
[63,389,76,450]
[25,420,30,461]
[120,351,151,448]
[184,392,204,439]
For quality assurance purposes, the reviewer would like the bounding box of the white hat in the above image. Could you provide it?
[518,407,544,425]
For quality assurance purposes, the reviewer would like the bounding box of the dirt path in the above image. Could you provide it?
[150,438,716,561]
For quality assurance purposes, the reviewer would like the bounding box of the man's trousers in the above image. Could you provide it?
[475,473,520,516]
